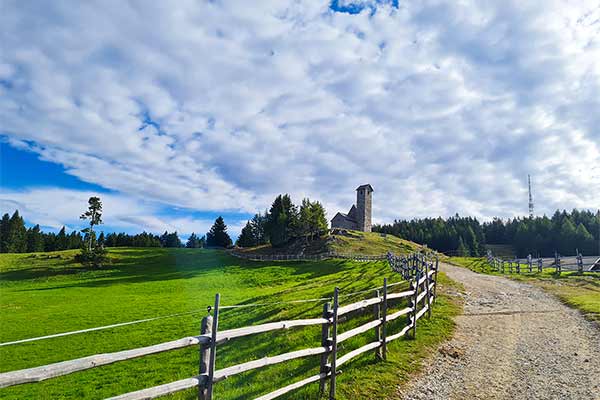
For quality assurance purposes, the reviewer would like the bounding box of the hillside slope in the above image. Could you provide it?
[237,230,427,256]
[0,247,459,400]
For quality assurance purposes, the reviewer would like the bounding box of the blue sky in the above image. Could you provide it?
[1,0,599,238]
[0,140,252,236]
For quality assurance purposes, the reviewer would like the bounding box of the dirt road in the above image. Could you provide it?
[399,263,600,400]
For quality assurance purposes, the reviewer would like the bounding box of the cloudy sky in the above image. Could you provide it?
[1,0,599,237]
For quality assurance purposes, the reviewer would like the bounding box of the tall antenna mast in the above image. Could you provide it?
[528,174,534,218]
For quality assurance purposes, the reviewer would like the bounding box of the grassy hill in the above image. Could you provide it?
[236,230,427,257]
[0,247,461,399]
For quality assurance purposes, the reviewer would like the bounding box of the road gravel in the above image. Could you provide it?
[398,263,600,400]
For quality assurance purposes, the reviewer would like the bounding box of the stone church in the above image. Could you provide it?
[330,184,373,232]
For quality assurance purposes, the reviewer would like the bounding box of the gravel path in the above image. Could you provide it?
[399,263,600,400]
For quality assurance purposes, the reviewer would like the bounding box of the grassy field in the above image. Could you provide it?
[0,247,462,399]
[448,257,600,323]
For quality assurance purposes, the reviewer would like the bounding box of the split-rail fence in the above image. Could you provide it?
[229,251,387,262]
[0,252,439,400]
[485,251,600,275]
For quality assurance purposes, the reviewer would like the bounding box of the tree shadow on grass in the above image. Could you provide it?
[5,249,377,293]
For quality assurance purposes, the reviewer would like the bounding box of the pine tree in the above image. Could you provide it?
[6,211,27,253]
[236,221,256,247]
[267,194,298,247]
[298,198,312,237]
[309,201,327,239]
[77,197,107,267]
[0,213,10,253]
[80,197,103,251]
[162,232,182,248]
[26,224,45,252]
[56,226,68,250]
[206,216,232,247]
[186,233,201,248]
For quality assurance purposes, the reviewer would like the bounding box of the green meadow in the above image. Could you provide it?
[0,248,461,399]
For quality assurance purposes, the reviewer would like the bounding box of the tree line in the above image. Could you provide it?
[0,211,85,253]
[373,209,599,257]
[0,210,233,253]
[235,194,327,248]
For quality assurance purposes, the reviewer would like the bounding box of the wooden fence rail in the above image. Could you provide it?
[229,251,388,262]
[485,250,600,275]
[0,252,439,400]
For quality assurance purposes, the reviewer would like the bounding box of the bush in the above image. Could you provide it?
[76,245,108,268]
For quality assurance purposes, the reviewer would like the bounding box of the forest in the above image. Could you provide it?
[373,209,599,257]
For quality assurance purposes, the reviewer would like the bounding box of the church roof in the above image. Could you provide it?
[356,184,374,192]
[331,211,357,223]
[347,205,357,219]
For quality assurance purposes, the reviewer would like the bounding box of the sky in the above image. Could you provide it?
[1,0,599,238]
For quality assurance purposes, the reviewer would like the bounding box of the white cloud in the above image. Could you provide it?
[1,0,599,229]
[0,188,229,237]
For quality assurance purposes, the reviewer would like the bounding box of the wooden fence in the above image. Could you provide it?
[0,252,439,400]
[229,251,387,262]
[485,250,599,275]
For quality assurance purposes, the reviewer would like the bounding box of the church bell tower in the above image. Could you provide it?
[356,184,373,232]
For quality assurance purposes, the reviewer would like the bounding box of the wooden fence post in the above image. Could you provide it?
[374,289,382,360]
[411,270,420,339]
[329,288,339,400]
[516,260,520,274]
[381,278,388,360]
[199,315,212,400]
[424,260,432,318]
[432,256,439,304]
[319,302,331,394]
[204,293,220,400]
[538,258,543,272]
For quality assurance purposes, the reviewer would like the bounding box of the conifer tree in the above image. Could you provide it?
[56,226,68,250]
[186,232,202,248]
[309,201,327,239]
[267,194,298,247]
[236,221,256,247]
[0,213,10,253]
[26,224,45,252]
[206,216,232,247]
[6,211,27,253]
[77,197,107,267]
[80,197,103,251]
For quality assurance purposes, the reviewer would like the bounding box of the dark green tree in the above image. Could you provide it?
[26,224,45,252]
[80,197,103,251]
[236,221,256,247]
[77,197,107,267]
[0,213,10,253]
[267,194,298,247]
[160,231,182,248]
[206,216,232,248]
[186,232,202,248]
[56,226,68,250]
[6,211,27,253]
